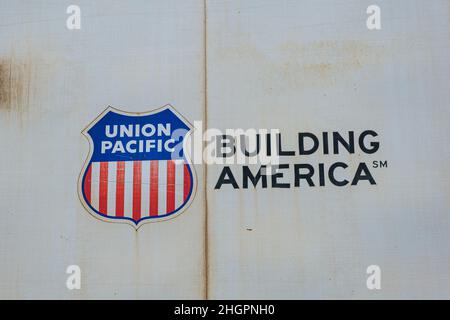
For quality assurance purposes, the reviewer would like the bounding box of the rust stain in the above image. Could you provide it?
[217,40,385,91]
[0,56,32,113]
[0,62,9,106]
[277,40,384,86]
[203,0,209,300]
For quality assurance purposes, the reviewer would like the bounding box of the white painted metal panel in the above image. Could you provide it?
[1,0,450,299]
[0,0,205,299]
[206,0,450,299]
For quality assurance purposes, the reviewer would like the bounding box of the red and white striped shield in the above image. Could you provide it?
[78,105,196,228]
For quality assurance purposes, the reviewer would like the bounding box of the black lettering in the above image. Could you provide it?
[359,130,379,154]
[271,164,290,188]
[277,133,295,156]
[243,166,267,188]
[333,131,355,154]
[217,135,236,158]
[318,163,325,186]
[298,132,319,155]
[294,164,315,187]
[239,134,260,157]
[214,166,239,189]
[329,162,349,186]
[322,132,329,154]
[351,162,376,185]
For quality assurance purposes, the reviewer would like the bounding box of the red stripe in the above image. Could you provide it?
[150,161,158,216]
[183,163,191,201]
[84,164,92,204]
[166,160,176,213]
[99,162,108,214]
[115,161,125,217]
[132,161,142,221]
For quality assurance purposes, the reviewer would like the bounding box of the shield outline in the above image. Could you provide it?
[77,104,198,229]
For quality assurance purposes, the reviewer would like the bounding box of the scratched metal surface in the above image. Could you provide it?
[0,0,206,299]
[206,0,450,299]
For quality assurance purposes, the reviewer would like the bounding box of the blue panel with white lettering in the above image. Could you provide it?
[88,108,190,162]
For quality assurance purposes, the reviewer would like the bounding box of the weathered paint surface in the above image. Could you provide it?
[206,0,450,299]
[0,0,449,299]
[0,0,206,299]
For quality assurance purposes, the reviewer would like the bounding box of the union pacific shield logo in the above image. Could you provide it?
[78,105,196,228]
